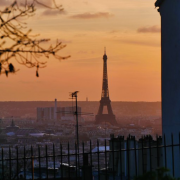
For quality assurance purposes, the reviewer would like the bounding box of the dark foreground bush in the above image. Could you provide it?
[134,167,180,180]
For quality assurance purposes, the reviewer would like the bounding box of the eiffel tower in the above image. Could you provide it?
[95,48,118,126]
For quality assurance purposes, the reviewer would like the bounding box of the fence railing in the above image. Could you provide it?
[0,134,180,180]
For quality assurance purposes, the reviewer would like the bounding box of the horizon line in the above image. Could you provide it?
[0,100,161,102]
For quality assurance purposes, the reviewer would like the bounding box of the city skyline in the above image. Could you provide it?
[0,0,161,101]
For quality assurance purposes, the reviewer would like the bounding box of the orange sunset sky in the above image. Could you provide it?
[0,0,161,102]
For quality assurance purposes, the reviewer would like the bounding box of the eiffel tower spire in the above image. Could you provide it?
[102,47,109,98]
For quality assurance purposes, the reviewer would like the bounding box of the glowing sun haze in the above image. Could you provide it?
[0,0,161,101]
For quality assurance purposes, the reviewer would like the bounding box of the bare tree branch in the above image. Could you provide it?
[0,0,70,77]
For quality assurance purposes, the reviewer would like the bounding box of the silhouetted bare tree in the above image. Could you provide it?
[0,0,70,77]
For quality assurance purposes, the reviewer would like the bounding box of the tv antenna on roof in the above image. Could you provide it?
[70,91,79,153]
[57,91,93,152]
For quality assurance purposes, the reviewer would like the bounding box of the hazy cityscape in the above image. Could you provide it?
[0,100,162,179]
[0,100,161,145]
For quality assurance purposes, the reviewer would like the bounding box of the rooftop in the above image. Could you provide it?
[92,146,110,152]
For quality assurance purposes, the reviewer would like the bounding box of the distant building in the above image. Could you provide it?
[37,99,81,121]
[2,120,38,136]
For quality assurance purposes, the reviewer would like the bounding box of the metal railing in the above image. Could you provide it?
[0,134,180,180]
